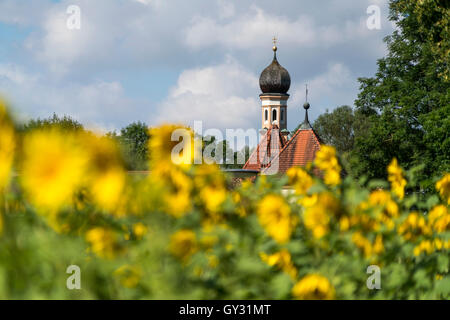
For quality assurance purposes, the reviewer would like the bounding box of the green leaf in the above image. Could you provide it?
[435,277,450,298]
[367,180,389,189]
[384,264,408,289]
[268,273,293,299]
[413,269,432,289]
[437,255,449,274]
[426,195,440,209]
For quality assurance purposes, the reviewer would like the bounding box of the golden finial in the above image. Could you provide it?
[272,36,278,52]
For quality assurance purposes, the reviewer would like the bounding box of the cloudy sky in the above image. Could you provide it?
[0,0,393,134]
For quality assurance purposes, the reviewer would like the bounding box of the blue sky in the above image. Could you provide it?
[0,0,393,133]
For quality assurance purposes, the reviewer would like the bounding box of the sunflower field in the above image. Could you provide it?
[0,100,449,300]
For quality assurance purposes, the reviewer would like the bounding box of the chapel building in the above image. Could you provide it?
[243,42,321,175]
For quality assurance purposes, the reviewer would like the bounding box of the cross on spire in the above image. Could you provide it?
[272,36,278,56]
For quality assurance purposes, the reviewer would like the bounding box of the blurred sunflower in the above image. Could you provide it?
[292,274,335,300]
[132,222,148,240]
[114,265,142,288]
[387,158,407,199]
[83,134,127,214]
[398,212,431,240]
[287,167,313,195]
[195,164,227,220]
[314,145,341,186]
[367,190,399,229]
[149,124,198,169]
[85,227,121,259]
[21,129,89,212]
[257,194,297,244]
[302,192,339,239]
[260,249,298,280]
[0,99,15,191]
[436,174,450,205]
[169,229,198,262]
[152,166,192,218]
[428,205,449,233]
[352,232,384,258]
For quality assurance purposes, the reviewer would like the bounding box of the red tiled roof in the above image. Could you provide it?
[243,126,286,171]
[262,128,321,175]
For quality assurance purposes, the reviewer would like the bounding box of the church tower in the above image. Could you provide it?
[258,38,291,133]
[244,39,321,174]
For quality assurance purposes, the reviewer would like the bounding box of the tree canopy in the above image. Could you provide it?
[115,121,150,171]
[22,113,84,132]
[312,106,367,155]
[351,0,449,187]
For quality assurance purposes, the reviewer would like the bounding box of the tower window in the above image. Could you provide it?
[272,109,277,122]
[281,109,284,122]
[265,109,268,122]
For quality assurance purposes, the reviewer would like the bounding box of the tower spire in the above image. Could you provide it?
[259,38,290,131]
[300,84,311,129]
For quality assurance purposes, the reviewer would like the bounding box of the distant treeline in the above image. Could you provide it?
[21,114,251,171]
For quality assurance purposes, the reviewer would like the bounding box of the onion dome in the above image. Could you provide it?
[259,46,291,94]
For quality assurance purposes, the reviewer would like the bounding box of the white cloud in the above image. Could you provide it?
[0,63,148,132]
[0,0,52,26]
[0,64,39,86]
[17,1,389,76]
[184,5,382,51]
[21,0,204,74]
[184,6,315,50]
[30,8,93,74]
[133,0,164,7]
[155,57,260,130]
[24,1,136,75]
[217,0,236,19]
[291,63,353,103]
[289,63,358,122]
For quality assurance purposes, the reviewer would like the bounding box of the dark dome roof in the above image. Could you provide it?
[259,50,291,94]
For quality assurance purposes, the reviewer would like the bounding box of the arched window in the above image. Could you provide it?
[272,109,277,122]
[281,109,284,122]
[264,109,268,122]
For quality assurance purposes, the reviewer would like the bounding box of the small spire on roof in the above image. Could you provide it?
[300,84,312,129]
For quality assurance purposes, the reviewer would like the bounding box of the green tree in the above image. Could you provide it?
[116,122,150,171]
[351,0,450,187]
[22,113,84,132]
[312,106,368,154]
